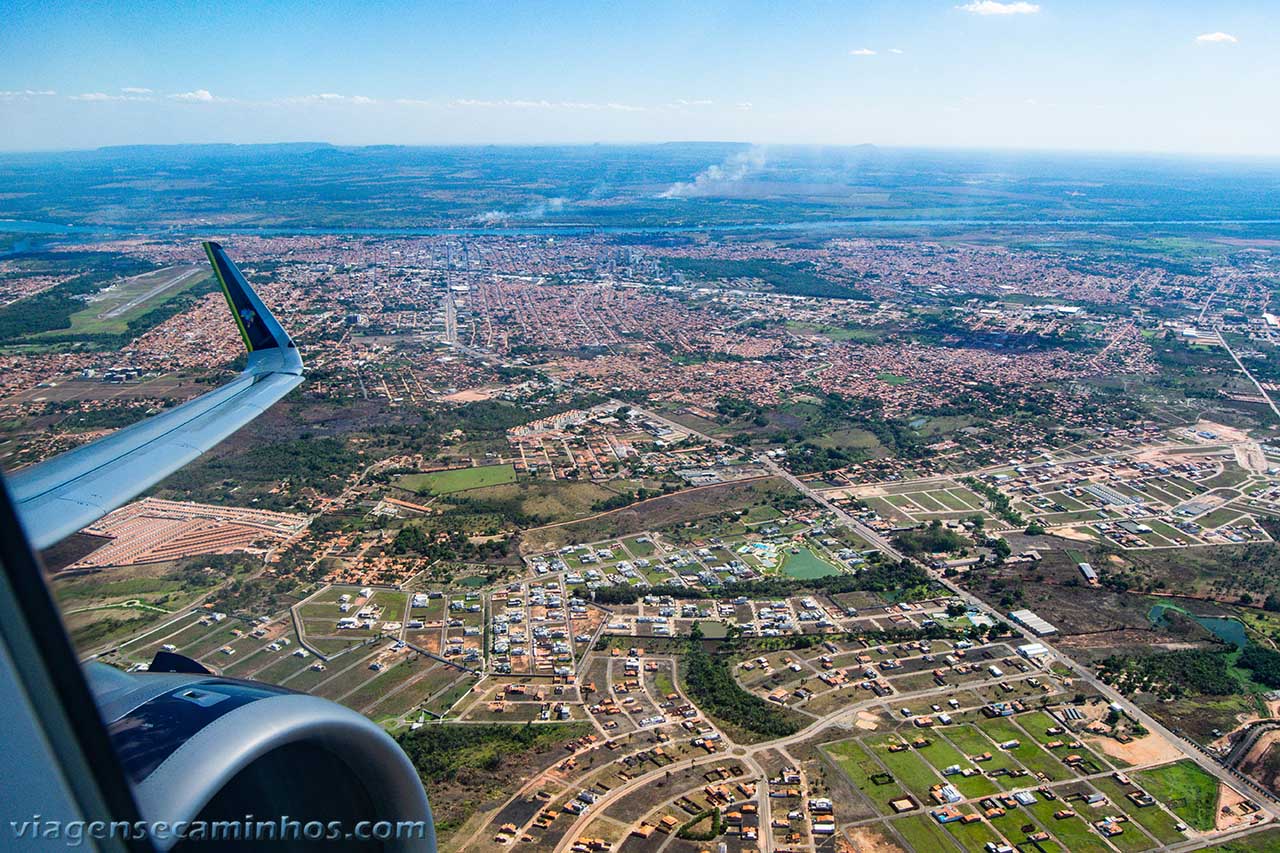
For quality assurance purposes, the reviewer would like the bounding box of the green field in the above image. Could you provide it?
[872,738,946,800]
[1134,760,1219,831]
[825,738,908,814]
[912,736,1000,798]
[781,547,841,579]
[397,463,517,495]
[976,715,1067,781]
[1090,777,1186,845]
[943,813,1003,850]
[888,814,960,852]
[1025,798,1110,853]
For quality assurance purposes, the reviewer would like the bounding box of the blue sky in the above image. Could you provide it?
[1,0,1277,155]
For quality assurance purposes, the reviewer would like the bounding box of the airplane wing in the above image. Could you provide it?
[8,242,304,550]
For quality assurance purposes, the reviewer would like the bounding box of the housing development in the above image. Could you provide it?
[5,144,1280,853]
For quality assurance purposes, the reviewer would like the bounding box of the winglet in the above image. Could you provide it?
[7,242,305,550]
[203,241,298,357]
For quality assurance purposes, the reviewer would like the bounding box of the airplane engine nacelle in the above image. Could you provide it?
[84,660,435,852]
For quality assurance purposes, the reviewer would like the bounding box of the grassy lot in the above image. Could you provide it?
[425,673,477,717]
[124,612,210,659]
[339,655,428,710]
[888,814,961,852]
[398,463,517,495]
[824,739,907,815]
[780,547,841,579]
[1199,507,1246,530]
[938,724,1023,784]
[521,477,795,552]
[654,670,676,696]
[250,651,314,685]
[942,813,1003,850]
[1134,760,1219,831]
[976,715,1068,781]
[1025,797,1111,853]
[622,535,657,557]
[913,736,1000,798]
[1091,777,1187,846]
[871,738,946,801]
[462,478,616,524]
[786,321,885,343]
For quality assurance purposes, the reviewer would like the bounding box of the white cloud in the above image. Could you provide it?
[121,87,152,95]
[849,48,877,56]
[0,89,56,101]
[958,1,1040,15]
[287,93,376,104]
[70,91,151,102]
[735,101,754,111]
[888,48,905,54]
[169,89,217,103]
[672,98,713,107]
[452,98,646,112]
[1196,31,1238,43]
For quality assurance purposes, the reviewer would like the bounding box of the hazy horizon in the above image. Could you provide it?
[3,0,1278,155]
[4,140,1280,165]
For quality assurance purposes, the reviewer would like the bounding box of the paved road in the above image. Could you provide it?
[1220,330,1280,423]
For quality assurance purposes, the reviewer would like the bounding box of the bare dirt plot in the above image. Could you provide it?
[1087,730,1184,767]
[1196,420,1251,445]
[842,825,905,853]
[1216,781,1257,831]
[442,387,499,402]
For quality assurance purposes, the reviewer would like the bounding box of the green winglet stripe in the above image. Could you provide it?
[204,241,254,352]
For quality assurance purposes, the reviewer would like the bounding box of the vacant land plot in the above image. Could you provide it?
[1195,827,1280,852]
[1134,760,1219,831]
[1090,776,1186,845]
[781,548,840,579]
[521,477,794,552]
[398,463,517,495]
[976,715,1065,781]
[824,738,907,815]
[870,738,945,802]
[1024,797,1110,853]
[912,736,999,798]
[887,814,960,852]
